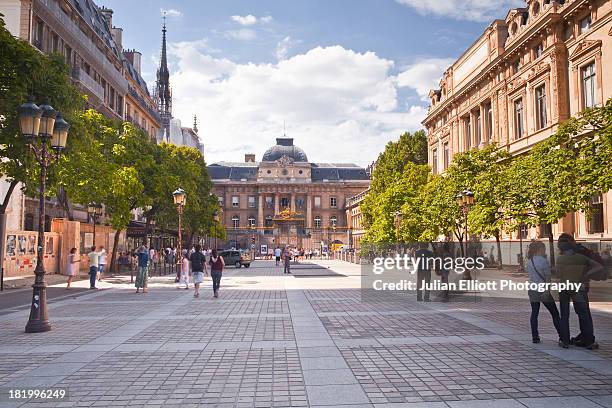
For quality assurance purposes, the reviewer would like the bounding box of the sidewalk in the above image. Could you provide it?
[0,260,611,407]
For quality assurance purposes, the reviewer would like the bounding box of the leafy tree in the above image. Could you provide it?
[0,15,82,216]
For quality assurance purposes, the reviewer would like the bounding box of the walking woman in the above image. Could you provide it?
[135,245,150,294]
[178,250,190,290]
[209,249,225,298]
[526,241,561,344]
[65,247,80,289]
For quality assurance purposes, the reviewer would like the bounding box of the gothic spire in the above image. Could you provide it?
[193,115,198,134]
[155,12,172,140]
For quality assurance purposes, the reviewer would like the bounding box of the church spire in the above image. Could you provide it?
[155,12,172,140]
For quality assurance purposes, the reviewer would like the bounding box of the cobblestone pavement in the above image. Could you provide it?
[0,260,611,407]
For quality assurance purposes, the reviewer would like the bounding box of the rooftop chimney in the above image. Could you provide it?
[111,27,123,51]
[124,49,142,75]
[245,154,256,163]
[99,7,113,28]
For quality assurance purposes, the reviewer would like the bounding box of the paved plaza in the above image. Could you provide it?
[1,260,612,407]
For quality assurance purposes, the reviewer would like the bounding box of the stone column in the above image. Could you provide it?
[290,193,296,212]
[274,193,280,214]
[257,194,264,227]
[306,195,312,228]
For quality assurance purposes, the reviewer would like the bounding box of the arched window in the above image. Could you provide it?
[330,216,338,227]
[314,216,322,229]
[24,213,35,231]
[231,216,240,229]
[247,216,256,227]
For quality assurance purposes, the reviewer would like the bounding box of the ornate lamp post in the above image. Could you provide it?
[172,188,186,282]
[456,189,475,257]
[19,98,69,333]
[213,211,220,250]
[87,202,103,246]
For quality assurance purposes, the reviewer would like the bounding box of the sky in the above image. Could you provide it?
[102,0,523,166]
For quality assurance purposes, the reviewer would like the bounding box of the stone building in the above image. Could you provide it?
[208,138,370,252]
[423,0,612,241]
[345,189,368,252]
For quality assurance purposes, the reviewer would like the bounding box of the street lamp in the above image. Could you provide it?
[19,97,69,333]
[456,189,475,257]
[87,202,103,246]
[213,211,220,250]
[173,188,186,282]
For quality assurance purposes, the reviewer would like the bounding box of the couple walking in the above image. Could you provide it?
[188,245,225,298]
[527,234,604,349]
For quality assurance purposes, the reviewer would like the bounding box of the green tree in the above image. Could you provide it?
[0,15,82,216]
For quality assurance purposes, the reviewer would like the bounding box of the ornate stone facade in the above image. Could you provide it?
[423,0,612,241]
[209,138,370,251]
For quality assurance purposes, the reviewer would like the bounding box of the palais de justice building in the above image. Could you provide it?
[208,138,370,252]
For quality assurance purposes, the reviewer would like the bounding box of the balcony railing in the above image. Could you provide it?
[37,0,128,94]
[71,67,104,101]
[128,86,161,124]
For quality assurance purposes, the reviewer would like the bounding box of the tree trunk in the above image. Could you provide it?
[0,179,19,215]
[109,229,121,274]
[548,230,555,266]
[495,230,503,269]
[56,186,74,221]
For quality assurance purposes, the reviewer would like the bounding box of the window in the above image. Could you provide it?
[248,196,256,208]
[296,197,305,208]
[535,85,547,130]
[475,110,482,146]
[232,196,239,208]
[582,63,596,108]
[265,196,273,208]
[64,45,72,66]
[514,98,525,139]
[314,196,321,208]
[34,19,44,50]
[518,223,528,239]
[534,43,544,59]
[117,95,123,116]
[247,216,256,227]
[580,15,592,34]
[51,32,59,53]
[231,216,240,229]
[463,116,471,150]
[512,60,521,75]
[280,197,289,208]
[217,197,224,206]
[485,102,493,140]
[432,148,438,175]
[330,216,338,227]
[264,215,273,234]
[330,197,337,208]
[443,142,449,170]
[588,195,604,234]
[314,216,322,229]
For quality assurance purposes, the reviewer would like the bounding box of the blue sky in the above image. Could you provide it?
[102,0,522,165]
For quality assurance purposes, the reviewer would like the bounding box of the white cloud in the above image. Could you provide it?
[161,8,183,18]
[275,36,299,61]
[231,14,258,26]
[226,28,257,41]
[260,16,274,24]
[395,0,523,22]
[396,58,454,100]
[168,43,429,166]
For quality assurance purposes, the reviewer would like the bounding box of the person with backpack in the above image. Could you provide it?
[526,241,561,344]
[209,249,225,298]
[555,234,604,349]
[190,245,208,298]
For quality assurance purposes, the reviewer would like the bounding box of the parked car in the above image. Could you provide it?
[219,250,251,268]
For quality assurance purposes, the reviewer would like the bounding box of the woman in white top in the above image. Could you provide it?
[526,240,561,343]
[65,247,80,289]
[178,250,190,290]
[97,246,107,281]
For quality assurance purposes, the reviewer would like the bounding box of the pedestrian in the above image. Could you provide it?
[97,246,107,281]
[65,247,80,289]
[135,245,150,294]
[87,245,99,290]
[526,240,561,344]
[555,235,603,349]
[190,244,207,298]
[283,247,292,274]
[274,246,281,266]
[435,243,452,302]
[209,249,225,298]
[178,250,190,290]
[414,243,433,302]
